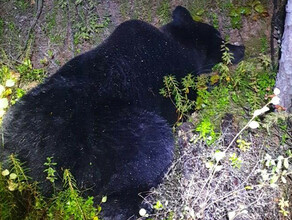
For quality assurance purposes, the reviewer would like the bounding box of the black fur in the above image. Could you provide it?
[1,6,244,219]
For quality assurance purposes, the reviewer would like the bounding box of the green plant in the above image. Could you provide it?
[258,53,271,69]
[0,18,4,39]
[229,152,242,169]
[191,9,205,22]
[44,157,57,192]
[228,1,268,29]
[0,154,101,219]
[17,59,45,82]
[157,0,171,24]
[154,200,164,210]
[120,1,130,19]
[259,152,292,187]
[236,138,251,151]
[195,117,217,145]
[260,37,269,53]
[160,74,196,122]
[48,169,99,219]
[0,154,41,219]
[278,197,289,217]
[73,14,111,45]
[0,65,23,118]
[15,0,29,11]
[211,12,219,29]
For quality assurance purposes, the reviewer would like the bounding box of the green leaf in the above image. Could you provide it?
[254,4,265,13]
[9,173,17,180]
[192,15,203,22]
[214,150,225,162]
[239,7,251,15]
[196,9,205,16]
[154,200,164,210]
[230,8,239,17]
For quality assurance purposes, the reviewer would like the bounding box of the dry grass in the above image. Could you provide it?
[143,118,292,220]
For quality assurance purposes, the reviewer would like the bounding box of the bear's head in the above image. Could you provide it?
[161,6,245,73]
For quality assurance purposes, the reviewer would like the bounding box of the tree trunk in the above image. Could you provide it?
[276,0,292,112]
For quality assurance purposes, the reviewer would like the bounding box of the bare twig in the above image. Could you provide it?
[18,0,43,59]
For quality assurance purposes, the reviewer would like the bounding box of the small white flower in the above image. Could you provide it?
[228,211,236,220]
[207,136,212,141]
[264,154,272,161]
[0,85,5,95]
[205,161,214,169]
[139,208,148,217]
[5,79,15,88]
[214,150,225,162]
[271,96,280,105]
[214,165,223,172]
[248,121,259,129]
[0,98,8,109]
[273,88,280,95]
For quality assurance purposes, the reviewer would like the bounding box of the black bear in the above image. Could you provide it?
[1,6,244,219]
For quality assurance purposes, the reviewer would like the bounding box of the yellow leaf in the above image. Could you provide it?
[210,74,220,85]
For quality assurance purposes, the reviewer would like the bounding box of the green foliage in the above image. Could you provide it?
[191,9,205,22]
[73,13,111,45]
[195,118,217,145]
[45,9,65,44]
[278,197,289,217]
[160,74,196,122]
[211,13,219,29]
[0,18,3,39]
[0,155,101,219]
[259,153,292,186]
[228,1,268,29]
[260,37,269,53]
[157,0,171,25]
[44,156,57,193]
[17,59,45,82]
[230,60,275,111]
[15,0,29,11]
[0,155,39,219]
[153,200,164,210]
[1,59,44,85]
[47,169,99,219]
[0,59,45,121]
[160,43,275,144]
[229,153,242,169]
[237,138,251,151]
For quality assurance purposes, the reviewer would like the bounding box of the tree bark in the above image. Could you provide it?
[276,0,292,112]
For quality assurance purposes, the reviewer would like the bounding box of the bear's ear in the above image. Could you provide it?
[172,6,194,26]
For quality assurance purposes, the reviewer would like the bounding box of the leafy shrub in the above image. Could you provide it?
[0,155,101,219]
[160,45,276,143]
